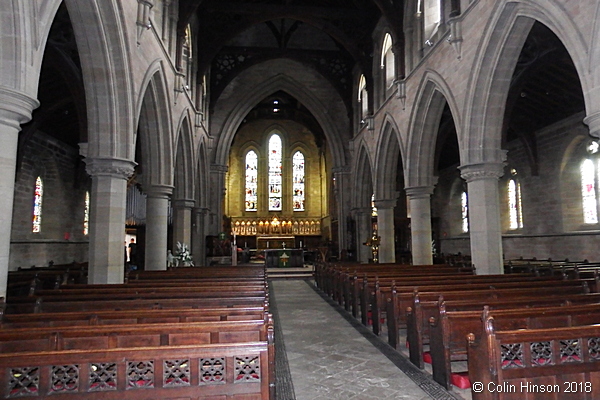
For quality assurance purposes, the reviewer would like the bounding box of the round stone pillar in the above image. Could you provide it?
[85,157,136,283]
[172,198,195,250]
[405,186,435,265]
[459,162,505,275]
[0,88,39,297]
[374,198,397,263]
[144,185,173,270]
[353,208,373,264]
[191,207,209,267]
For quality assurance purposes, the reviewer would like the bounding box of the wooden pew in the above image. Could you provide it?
[430,302,600,389]
[395,282,592,368]
[0,342,273,399]
[0,306,267,328]
[467,317,600,400]
[0,319,271,353]
[372,277,592,336]
[399,291,600,370]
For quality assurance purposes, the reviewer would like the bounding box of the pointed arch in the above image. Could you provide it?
[406,70,461,188]
[195,139,210,209]
[173,113,195,200]
[351,141,375,210]
[463,0,590,165]
[136,65,174,187]
[64,0,135,160]
[374,115,404,200]
[212,59,349,170]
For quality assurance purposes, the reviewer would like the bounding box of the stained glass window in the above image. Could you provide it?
[292,151,305,211]
[581,159,598,224]
[461,191,469,233]
[33,177,43,233]
[83,191,90,235]
[245,150,258,211]
[508,178,523,230]
[268,135,282,211]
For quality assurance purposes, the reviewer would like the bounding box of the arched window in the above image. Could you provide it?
[83,191,90,235]
[580,158,599,224]
[182,24,193,90]
[268,134,282,211]
[292,151,305,211]
[33,176,43,233]
[358,74,368,120]
[461,191,469,233]
[381,33,395,89]
[508,170,524,230]
[245,150,258,211]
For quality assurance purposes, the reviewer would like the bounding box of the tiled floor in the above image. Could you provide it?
[271,279,465,400]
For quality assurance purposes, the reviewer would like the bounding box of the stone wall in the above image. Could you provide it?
[435,114,600,262]
[10,131,89,270]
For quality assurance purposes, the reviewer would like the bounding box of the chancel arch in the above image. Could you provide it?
[224,92,330,261]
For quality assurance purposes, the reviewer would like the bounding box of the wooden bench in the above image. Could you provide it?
[0,342,273,399]
[395,282,592,368]
[373,277,592,337]
[467,316,600,400]
[0,306,267,328]
[430,302,600,389]
[399,291,600,370]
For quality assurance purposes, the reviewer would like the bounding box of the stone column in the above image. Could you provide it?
[191,207,208,266]
[172,198,195,249]
[354,208,372,263]
[0,88,39,297]
[144,185,173,270]
[85,158,136,284]
[333,167,351,259]
[459,163,505,275]
[374,198,397,263]
[405,186,435,265]
[209,164,228,235]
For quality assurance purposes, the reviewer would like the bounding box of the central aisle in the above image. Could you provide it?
[271,279,462,400]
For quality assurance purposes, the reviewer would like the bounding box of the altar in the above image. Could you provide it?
[263,249,304,268]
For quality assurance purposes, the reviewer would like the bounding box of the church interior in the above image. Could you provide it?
[3,0,600,399]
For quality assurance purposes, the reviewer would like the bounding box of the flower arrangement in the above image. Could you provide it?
[175,242,194,266]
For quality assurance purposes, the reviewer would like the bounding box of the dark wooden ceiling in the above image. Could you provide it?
[436,22,585,174]
[179,0,404,108]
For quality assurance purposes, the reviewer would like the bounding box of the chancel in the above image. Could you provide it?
[3,1,600,399]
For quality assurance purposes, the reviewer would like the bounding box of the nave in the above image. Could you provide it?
[271,279,461,400]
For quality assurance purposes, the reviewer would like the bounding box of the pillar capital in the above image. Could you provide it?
[144,184,174,199]
[373,198,397,209]
[172,199,195,209]
[0,86,39,129]
[85,157,136,180]
[211,163,228,174]
[584,112,600,139]
[459,162,504,183]
[405,185,435,199]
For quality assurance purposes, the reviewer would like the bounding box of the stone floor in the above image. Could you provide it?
[270,279,467,400]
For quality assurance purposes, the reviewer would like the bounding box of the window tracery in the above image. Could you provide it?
[268,134,282,211]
